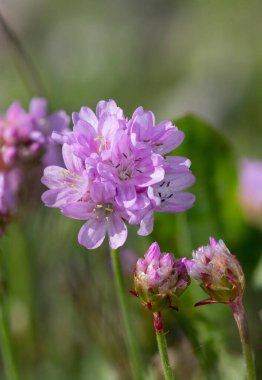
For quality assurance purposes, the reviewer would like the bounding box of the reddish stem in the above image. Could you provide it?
[153,312,164,333]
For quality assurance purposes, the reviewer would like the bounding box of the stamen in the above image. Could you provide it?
[63,181,75,187]
[94,135,104,141]
[96,204,103,208]
[167,194,173,199]
[105,207,113,212]
[136,169,142,173]
[159,181,165,187]
[98,140,107,153]
[158,192,162,197]
[105,216,109,222]
[123,153,128,159]
[166,182,170,187]
[115,164,120,168]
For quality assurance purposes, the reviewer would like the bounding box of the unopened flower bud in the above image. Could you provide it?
[133,242,190,312]
[185,237,245,305]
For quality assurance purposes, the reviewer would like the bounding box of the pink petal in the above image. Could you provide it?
[115,183,137,208]
[61,202,93,220]
[29,98,47,119]
[108,214,127,249]
[62,144,84,174]
[78,219,106,249]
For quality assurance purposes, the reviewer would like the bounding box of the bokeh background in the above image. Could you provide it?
[0,1,262,379]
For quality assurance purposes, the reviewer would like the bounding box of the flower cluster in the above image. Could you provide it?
[41,100,195,249]
[185,237,245,305]
[0,98,69,233]
[133,242,190,312]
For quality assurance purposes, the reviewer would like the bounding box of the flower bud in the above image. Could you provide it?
[134,242,190,312]
[185,237,245,305]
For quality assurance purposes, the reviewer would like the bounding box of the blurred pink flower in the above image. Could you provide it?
[239,159,262,222]
[0,98,69,234]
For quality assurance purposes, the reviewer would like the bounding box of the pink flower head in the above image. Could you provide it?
[185,237,245,305]
[133,242,190,312]
[0,98,69,169]
[42,100,195,250]
[0,98,69,234]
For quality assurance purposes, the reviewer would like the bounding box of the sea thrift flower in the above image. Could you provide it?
[0,98,69,169]
[42,100,195,250]
[0,98,69,234]
[185,237,245,305]
[133,242,190,312]
[186,238,256,379]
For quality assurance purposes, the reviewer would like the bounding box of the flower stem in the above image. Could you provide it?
[153,312,174,380]
[230,300,256,380]
[110,248,143,380]
[0,303,19,380]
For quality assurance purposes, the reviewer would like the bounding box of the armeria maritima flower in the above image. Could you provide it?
[133,242,190,312]
[0,98,69,234]
[185,237,245,305]
[42,100,195,249]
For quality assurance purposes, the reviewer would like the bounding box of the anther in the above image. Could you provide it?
[94,135,104,141]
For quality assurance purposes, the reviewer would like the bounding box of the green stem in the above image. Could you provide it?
[0,303,19,380]
[153,313,174,380]
[110,249,143,380]
[230,300,256,380]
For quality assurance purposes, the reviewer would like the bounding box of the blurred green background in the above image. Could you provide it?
[0,1,262,379]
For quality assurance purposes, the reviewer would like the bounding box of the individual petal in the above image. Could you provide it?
[156,192,196,213]
[167,172,196,191]
[115,183,137,208]
[90,181,116,203]
[72,119,99,156]
[154,129,184,155]
[127,193,151,224]
[6,102,25,119]
[97,162,118,183]
[41,187,82,208]
[108,214,127,249]
[137,210,154,236]
[29,98,48,119]
[62,144,84,174]
[130,108,155,143]
[96,99,124,119]
[145,242,161,262]
[133,157,165,187]
[41,165,67,189]
[163,156,192,173]
[46,111,70,132]
[74,106,98,130]
[78,219,106,249]
[61,202,93,219]
[160,253,175,268]
[51,130,75,145]
[98,114,119,141]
